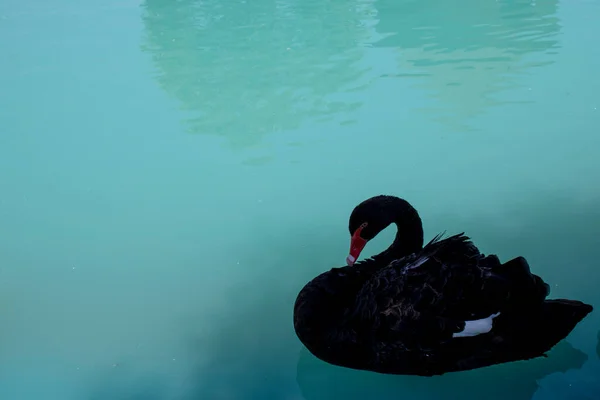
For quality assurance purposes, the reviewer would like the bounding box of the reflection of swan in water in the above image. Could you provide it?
[295,340,588,400]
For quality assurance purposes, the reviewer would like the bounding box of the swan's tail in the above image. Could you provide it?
[490,257,592,357]
[443,258,592,374]
[442,299,593,375]
[507,299,593,356]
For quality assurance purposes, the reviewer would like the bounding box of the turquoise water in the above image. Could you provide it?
[1,0,599,398]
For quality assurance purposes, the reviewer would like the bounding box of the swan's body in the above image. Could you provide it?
[293,195,593,376]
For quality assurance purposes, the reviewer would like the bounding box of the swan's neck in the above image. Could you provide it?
[375,199,424,262]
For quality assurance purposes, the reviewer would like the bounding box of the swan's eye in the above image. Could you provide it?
[352,222,368,238]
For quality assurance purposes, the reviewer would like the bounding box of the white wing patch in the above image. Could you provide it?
[453,312,501,338]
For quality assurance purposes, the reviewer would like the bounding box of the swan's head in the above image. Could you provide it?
[346,195,398,266]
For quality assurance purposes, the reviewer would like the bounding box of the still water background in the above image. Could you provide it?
[1,0,599,398]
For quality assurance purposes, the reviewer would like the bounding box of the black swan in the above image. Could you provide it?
[293,195,593,376]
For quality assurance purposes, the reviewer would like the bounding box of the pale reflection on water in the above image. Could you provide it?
[373,0,561,129]
[141,0,372,149]
[142,0,562,143]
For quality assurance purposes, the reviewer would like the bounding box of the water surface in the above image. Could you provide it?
[1,0,599,399]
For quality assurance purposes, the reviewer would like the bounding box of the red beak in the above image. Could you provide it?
[347,226,367,266]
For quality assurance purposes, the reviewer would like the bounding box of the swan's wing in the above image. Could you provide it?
[356,233,493,316]
[351,233,502,349]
